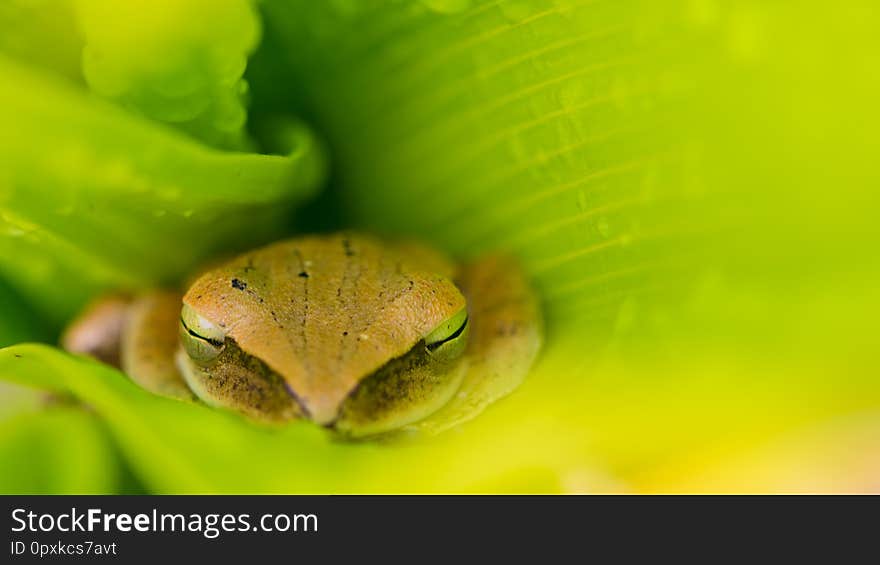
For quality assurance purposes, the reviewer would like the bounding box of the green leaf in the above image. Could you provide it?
[74,0,261,149]
[252,0,880,488]
[0,344,344,493]
[0,277,50,348]
[262,0,694,330]
[0,0,83,82]
[1,0,879,493]
[2,0,263,149]
[0,405,120,494]
[0,344,609,493]
[0,55,325,326]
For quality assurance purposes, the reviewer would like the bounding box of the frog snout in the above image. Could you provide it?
[293,392,345,427]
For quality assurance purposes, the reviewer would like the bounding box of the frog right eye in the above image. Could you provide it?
[179,304,226,365]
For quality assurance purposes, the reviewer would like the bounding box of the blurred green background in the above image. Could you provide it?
[0,0,877,493]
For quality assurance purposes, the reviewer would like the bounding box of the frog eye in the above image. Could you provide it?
[179,304,226,365]
[424,307,469,357]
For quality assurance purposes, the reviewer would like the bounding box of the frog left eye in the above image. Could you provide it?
[179,304,226,365]
[424,307,469,358]
[424,307,468,345]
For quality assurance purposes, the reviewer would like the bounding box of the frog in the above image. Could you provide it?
[62,232,542,437]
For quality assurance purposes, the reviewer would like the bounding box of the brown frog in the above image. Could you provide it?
[63,233,542,437]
